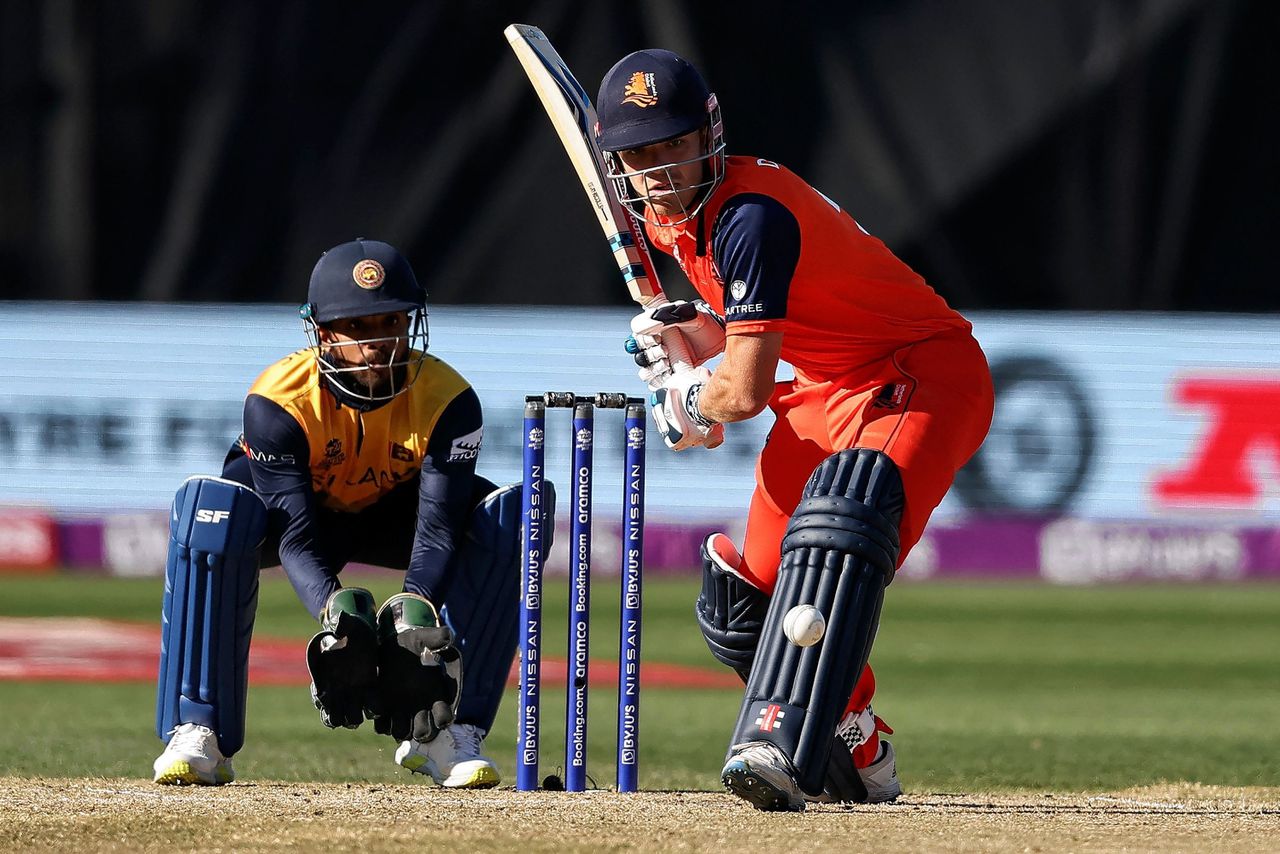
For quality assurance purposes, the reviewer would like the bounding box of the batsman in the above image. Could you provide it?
[152,239,545,788]
[596,52,995,809]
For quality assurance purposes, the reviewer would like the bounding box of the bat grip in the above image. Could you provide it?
[663,331,694,375]
[638,295,693,374]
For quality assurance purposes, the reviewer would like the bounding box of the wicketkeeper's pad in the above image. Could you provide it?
[156,475,267,757]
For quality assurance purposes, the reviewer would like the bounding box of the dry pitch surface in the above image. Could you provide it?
[6,779,1277,853]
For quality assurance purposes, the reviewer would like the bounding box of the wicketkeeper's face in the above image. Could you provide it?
[318,312,410,387]
[615,129,706,218]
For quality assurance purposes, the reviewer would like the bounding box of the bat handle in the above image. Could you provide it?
[663,331,694,375]
[639,294,695,375]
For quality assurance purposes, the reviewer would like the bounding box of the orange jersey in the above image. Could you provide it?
[645,156,970,383]
[243,350,473,512]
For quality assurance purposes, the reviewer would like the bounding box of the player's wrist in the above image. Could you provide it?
[686,382,719,429]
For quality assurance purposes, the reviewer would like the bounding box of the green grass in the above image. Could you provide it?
[2,574,1278,792]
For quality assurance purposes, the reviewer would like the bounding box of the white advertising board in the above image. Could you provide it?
[2,303,1279,525]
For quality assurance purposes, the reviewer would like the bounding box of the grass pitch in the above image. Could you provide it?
[1,574,1277,793]
[2,574,1279,853]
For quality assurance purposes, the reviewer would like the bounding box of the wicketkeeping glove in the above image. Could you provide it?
[371,593,462,744]
[626,299,726,389]
[650,366,725,451]
[306,587,381,730]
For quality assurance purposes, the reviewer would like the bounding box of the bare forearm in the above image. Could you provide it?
[698,371,771,423]
[694,331,783,424]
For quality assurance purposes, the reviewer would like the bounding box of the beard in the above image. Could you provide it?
[320,351,408,400]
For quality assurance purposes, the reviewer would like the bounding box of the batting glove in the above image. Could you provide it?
[650,366,725,451]
[626,299,726,388]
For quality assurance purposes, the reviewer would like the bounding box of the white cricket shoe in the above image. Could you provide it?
[858,739,902,803]
[153,723,235,785]
[817,705,901,803]
[721,741,806,811]
[395,723,500,788]
[831,704,902,803]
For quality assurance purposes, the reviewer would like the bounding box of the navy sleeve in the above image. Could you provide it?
[402,387,484,604]
[242,393,337,619]
[712,193,801,323]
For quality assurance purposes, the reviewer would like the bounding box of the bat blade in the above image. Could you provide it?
[505,23,666,308]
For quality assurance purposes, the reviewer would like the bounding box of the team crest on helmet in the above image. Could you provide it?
[621,71,658,108]
[352,259,386,289]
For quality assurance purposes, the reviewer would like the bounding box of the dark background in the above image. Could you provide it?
[1,0,1274,310]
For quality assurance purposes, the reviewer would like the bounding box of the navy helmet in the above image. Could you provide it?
[300,239,429,409]
[596,49,715,152]
[304,238,426,323]
[596,50,726,224]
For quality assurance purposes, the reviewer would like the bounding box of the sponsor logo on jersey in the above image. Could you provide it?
[352,259,386,289]
[871,382,908,410]
[621,72,658,108]
[725,302,765,317]
[390,442,415,462]
[245,445,296,465]
[318,438,346,470]
[448,427,483,462]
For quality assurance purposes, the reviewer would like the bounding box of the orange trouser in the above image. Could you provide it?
[737,330,994,753]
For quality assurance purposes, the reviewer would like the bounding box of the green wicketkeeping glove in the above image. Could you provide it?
[306,588,380,729]
[371,593,463,743]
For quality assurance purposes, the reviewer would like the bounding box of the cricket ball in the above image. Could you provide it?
[782,604,826,647]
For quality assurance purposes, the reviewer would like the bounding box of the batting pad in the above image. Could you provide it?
[444,478,556,733]
[156,475,268,757]
[729,449,903,796]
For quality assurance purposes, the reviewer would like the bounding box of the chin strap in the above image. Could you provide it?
[317,354,408,413]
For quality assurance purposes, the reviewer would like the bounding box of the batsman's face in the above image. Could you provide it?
[318,312,409,387]
[616,129,705,218]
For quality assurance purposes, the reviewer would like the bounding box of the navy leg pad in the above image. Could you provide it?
[729,449,904,796]
[156,476,267,757]
[444,478,556,733]
[695,538,767,682]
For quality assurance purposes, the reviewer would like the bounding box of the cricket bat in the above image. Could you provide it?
[505,23,693,372]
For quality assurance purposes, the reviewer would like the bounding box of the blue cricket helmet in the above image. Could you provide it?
[596,49,715,152]
[596,50,726,226]
[300,239,430,409]
[306,239,426,323]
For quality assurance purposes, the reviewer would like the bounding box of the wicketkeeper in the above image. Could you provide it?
[152,239,547,788]
[597,51,995,809]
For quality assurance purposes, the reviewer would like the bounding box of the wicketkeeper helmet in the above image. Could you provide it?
[299,239,429,409]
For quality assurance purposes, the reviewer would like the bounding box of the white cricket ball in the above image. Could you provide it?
[783,604,826,647]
